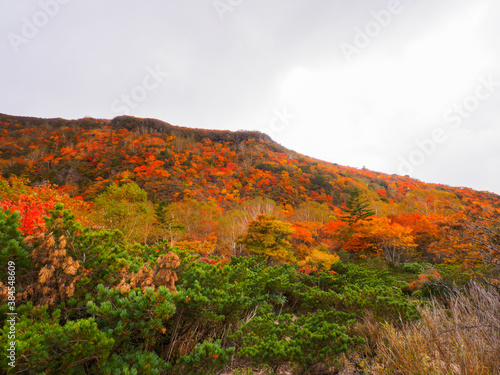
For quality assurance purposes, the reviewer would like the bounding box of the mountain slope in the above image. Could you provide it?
[0,113,498,210]
[1,112,499,266]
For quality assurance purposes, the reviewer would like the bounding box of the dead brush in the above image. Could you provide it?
[19,232,89,307]
[115,251,180,294]
[356,282,500,375]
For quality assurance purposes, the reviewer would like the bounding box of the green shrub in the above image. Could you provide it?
[1,303,114,374]
[174,339,235,375]
[101,348,167,375]
[401,262,425,274]
[234,309,358,373]
[87,285,176,349]
[0,209,31,280]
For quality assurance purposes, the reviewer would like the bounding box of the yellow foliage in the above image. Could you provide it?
[298,248,339,270]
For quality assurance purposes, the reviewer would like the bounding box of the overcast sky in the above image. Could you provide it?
[1,0,499,194]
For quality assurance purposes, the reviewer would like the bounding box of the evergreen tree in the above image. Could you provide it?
[341,188,375,225]
[154,201,185,246]
[0,209,31,279]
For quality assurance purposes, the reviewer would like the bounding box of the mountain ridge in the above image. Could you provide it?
[0,112,276,147]
[0,114,497,206]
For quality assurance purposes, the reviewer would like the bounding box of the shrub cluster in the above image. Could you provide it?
[0,205,423,374]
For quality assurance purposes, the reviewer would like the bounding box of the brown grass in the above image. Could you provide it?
[356,282,500,375]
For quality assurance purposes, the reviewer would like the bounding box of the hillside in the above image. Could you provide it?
[1,113,500,374]
[1,113,497,206]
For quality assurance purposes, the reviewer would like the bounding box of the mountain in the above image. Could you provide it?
[0,113,497,208]
[1,112,499,263]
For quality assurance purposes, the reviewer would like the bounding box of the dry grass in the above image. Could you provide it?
[356,282,500,375]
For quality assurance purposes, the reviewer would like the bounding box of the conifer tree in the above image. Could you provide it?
[154,201,185,246]
[0,209,31,279]
[341,188,375,225]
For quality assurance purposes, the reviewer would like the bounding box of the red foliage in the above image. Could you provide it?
[1,195,55,235]
[199,257,230,267]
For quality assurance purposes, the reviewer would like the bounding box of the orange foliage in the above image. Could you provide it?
[0,114,499,269]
